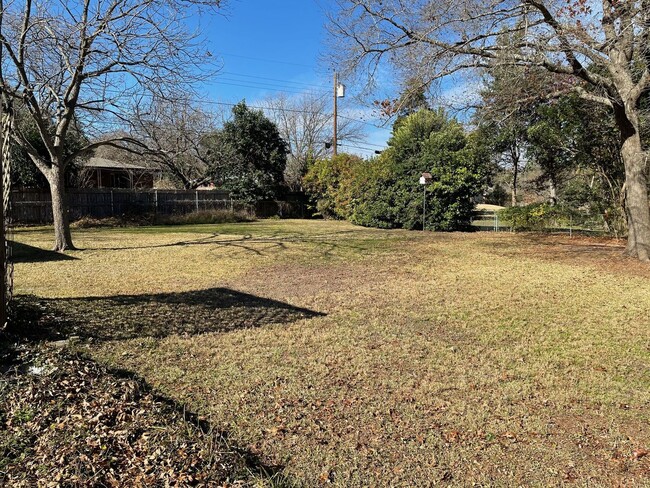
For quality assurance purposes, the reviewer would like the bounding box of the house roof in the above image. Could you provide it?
[82,157,157,172]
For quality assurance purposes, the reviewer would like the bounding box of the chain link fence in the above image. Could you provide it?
[471,204,613,236]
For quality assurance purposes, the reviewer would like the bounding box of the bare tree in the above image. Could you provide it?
[128,98,221,189]
[0,0,222,250]
[330,0,650,260]
[264,93,366,190]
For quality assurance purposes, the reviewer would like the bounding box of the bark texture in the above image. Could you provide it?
[46,165,75,251]
[621,138,650,261]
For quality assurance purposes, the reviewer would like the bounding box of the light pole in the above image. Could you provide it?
[419,172,432,231]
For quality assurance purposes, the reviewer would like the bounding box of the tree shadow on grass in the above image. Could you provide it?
[11,240,78,263]
[9,288,325,343]
[87,354,298,485]
[1,344,298,486]
[85,230,392,259]
[3,290,317,485]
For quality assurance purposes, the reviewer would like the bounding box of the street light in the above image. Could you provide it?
[419,172,432,231]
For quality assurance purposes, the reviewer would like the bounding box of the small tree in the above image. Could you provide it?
[129,98,220,190]
[206,102,288,204]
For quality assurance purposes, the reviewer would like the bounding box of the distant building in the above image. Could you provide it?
[80,158,160,189]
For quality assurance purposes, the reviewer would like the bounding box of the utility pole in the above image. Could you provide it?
[333,72,338,157]
[332,72,345,158]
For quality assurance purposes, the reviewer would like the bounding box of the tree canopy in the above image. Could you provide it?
[206,102,288,204]
[330,0,650,260]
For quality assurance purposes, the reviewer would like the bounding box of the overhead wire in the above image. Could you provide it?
[217,52,316,69]
[210,80,327,96]
[338,114,391,131]
[339,139,386,149]
[88,89,382,123]
[77,88,390,152]
[219,71,328,90]
[338,143,385,153]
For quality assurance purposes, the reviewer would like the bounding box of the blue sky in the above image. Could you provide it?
[193,0,393,157]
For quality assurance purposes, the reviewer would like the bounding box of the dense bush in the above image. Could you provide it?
[72,209,254,228]
[304,109,489,231]
[302,154,366,219]
[498,203,582,231]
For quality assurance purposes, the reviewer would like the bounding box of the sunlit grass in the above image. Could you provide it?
[13,221,650,486]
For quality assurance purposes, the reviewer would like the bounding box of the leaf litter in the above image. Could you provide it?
[0,345,266,487]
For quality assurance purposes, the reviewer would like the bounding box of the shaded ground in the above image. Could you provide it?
[0,346,290,487]
[11,221,650,486]
[11,289,323,342]
[11,240,78,263]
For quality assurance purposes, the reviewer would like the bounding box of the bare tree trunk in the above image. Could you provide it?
[511,160,518,207]
[614,103,650,261]
[621,137,650,261]
[47,165,75,251]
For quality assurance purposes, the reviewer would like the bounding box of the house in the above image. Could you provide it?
[80,157,160,189]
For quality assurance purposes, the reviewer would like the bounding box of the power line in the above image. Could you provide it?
[77,90,392,153]
[210,80,327,96]
[86,87,390,130]
[87,117,387,151]
[92,90,366,119]
[338,114,390,131]
[340,138,386,149]
[338,143,385,153]
[219,71,328,90]
[215,77,326,91]
[213,76,328,94]
[217,52,315,69]
[205,99,329,115]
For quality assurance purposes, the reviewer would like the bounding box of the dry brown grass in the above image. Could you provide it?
[12,221,650,486]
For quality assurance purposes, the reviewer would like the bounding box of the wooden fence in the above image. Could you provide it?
[11,189,308,224]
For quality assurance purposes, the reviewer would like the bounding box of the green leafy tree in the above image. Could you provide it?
[356,109,487,230]
[526,95,624,209]
[207,102,288,204]
[305,109,488,231]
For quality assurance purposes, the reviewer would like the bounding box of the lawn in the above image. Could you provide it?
[11,220,650,486]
